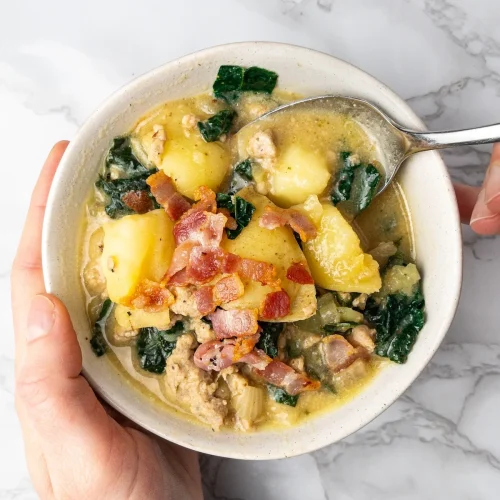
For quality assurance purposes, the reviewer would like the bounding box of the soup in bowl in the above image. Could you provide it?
[43,43,462,459]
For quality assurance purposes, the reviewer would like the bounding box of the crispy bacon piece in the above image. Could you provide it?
[130,279,175,312]
[186,246,225,284]
[192,186,217,214]
[213,275,245,303]
[209,308,259,339]
[194,286,216,316]
[122,190,154,214]
[194,275,244,315]
[259,206,317,242]
[168,269,191,286]
[146,171,191,221]
[235,258,277,286]
[321,335,368,372]
[173,210,206,245]
[164,241,199,282]
[286,262,314,285]
[165,242,278,288]
[194,334,260,371]
[260,290,291,319]
[195,341,320,394]
[241,349,321,395]
[172,186,219,244]
[218,208,238,230]
[174,211,227,248]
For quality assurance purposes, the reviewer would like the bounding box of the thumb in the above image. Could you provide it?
[16,294,114,454]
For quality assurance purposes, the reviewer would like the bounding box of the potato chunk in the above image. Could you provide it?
[101,210,175,305]
[221,187,316,321]
[268,145,330,207]
[114,305,171,330]
[303,203,381,293]
[159,136,231,199]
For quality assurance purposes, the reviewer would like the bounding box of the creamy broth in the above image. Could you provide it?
[81,70,422,432]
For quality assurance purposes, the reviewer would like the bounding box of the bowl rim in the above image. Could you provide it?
[42,41,463,459]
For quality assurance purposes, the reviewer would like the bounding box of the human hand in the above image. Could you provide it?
[454,143,500,235]
[11,142,203,500]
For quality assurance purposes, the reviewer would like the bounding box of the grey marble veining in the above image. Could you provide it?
[1,0,499,498]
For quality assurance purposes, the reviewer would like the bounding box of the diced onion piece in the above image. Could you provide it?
[232,386,266,422]
[337,307,364,324]
[380,263,421,296]
[294,313,324,334]
[368,241,398,267]
[318,295,341,325]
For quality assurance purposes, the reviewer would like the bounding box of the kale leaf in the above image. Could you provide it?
[364,289,425,364]
[216,193,233,210]
[235,158,253,180]
[257,322,285,358]
[267,385,299,407]
[352,164,381,212]
[90,299,113,357]
[136,321,185,374]
[198,110,236,142]
[213,65,245,103]
[106,136,149,176]
[331,151,357,205]
[96,170,159,219]
[229,159,254,195]
[216,193,256,239]
[212,65,278,103]
[331,152,381,213]
[242,66,278,93]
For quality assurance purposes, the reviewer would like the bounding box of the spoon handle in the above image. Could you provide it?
[402,123,500,154]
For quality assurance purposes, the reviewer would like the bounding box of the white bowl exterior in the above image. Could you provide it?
[42,42,462,460]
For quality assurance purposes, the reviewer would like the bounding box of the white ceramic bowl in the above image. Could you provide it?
[42,42,462,460]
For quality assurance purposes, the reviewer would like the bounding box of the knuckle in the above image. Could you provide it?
[16,373,54,414]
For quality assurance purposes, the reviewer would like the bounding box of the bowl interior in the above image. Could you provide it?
[42,42,462,460]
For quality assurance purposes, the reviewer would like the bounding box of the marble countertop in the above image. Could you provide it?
[1,0,500,498]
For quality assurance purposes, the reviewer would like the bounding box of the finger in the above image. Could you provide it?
[16,294,119,460]
[453,183,480,223]
[470,189,500,235]
[11,141,69,372]
[12,142,69,496]
[484,143,500,213]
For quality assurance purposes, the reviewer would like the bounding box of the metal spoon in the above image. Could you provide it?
[241,95,500,195]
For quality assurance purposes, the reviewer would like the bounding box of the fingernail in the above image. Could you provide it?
[485,162,500,208]
[470,189,494,225]
[27,295,55,342]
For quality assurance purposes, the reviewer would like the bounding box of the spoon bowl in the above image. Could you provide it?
[241,95,500,194]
